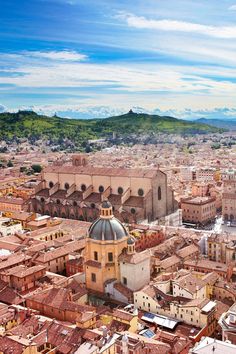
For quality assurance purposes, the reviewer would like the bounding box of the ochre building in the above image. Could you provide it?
[85,201,150,302]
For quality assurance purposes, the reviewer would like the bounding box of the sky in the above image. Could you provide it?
[1,0,236,119]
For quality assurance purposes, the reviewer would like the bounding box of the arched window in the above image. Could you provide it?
[40,197,45,203]
[138,188,144,197]
[99,185,104,193]
[73,201,77,207]
[91,203,95,209]
[81,184,86,192]
[158,186,162,200]
[64,183,69,190]
[56,199,60,205]
[49,181,54,188]
[118,187,123,195]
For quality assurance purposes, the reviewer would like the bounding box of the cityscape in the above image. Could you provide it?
[1,1,236,353]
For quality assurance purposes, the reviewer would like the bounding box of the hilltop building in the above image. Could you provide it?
[31,154,178,223]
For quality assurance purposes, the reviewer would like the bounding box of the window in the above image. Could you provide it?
[94,251,98,261]
[123,277,127,285]
[91,273,96,282]
[118,187,123,195]
[73,201,77,207]
[99,185,104,193]
[56,199,60,204]
[108,252,113,262]
[49,181,54,188]
[40,197,45,203]
[81,184,86,192]
[131,208,136,214]
[91,203,95,209]
[138,188,144,196]
[65,183,69,190]
[158,186,162,200]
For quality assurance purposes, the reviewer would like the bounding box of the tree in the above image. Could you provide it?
[20,166,27,173]
[31,164,42,173]
[85,145,92,153]
[7,160,13,167]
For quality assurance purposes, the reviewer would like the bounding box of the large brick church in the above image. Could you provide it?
[31,154,177,223]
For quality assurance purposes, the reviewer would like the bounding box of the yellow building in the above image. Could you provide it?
[85,201,128,293]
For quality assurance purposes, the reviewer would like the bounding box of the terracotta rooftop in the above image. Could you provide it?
[0,254,31,272]
[3,264,46,278]
[176,243,199,259]
[44,165,160,179]
[119,250,150,264]
[113,308,135,322]
[0,197,26,205]
[184,259,228,272]
[34,239,85,263]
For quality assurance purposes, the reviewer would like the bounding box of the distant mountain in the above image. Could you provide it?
[196,118,236,130]
[0,110,225,148]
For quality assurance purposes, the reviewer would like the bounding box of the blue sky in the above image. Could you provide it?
[1,0,236,119]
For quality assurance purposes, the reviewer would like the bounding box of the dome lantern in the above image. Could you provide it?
[100,200,113,219]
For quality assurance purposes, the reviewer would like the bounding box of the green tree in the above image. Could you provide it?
[31,164,42,173]
[7,160,13,167]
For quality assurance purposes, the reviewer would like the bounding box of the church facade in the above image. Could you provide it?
[31,155,177,223]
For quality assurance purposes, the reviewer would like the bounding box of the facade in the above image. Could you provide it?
[196,168,216,182]
[31,154,177,223]
[181,196,216,225]
[222,169,236,222]
[0,197,28,213]
[207,234,236,264]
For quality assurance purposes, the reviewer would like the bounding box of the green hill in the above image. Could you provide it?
[0,110,224,148]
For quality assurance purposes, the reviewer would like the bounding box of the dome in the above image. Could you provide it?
[88,216,128,241]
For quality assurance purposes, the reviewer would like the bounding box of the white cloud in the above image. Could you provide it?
[0,104,6,113]
[118,12,236,39]
[23,50,87,61]
[1,58,236,97]
[229,5,236,10]
[9,103,236,120]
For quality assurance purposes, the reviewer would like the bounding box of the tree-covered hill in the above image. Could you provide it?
[0,110,224,147]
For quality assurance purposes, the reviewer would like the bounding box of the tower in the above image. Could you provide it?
[85,201,128,293]
[127,237,135,255]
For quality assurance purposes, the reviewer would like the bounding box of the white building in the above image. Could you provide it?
[191,337,236,354]
[0,217,22,237]
[119,238,150,292]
